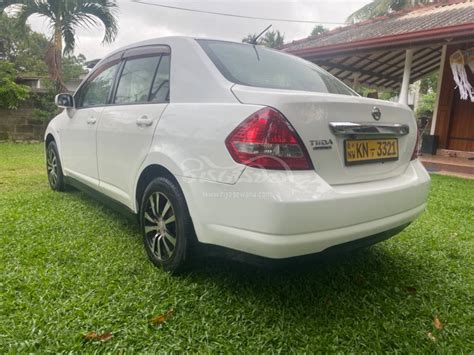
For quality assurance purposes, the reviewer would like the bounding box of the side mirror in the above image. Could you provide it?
[55,93,74,108]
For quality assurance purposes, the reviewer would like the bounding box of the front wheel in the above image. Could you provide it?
[140,177,194,273]
[46,141,65,191]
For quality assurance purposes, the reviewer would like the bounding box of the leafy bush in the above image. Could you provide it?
[416,91,436,119]
[31,91,60,122]
[0,61,29,109]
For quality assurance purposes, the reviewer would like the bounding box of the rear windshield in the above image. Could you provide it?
[197,39,356,96]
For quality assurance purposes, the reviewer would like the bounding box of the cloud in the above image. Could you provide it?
[26,0,368,60]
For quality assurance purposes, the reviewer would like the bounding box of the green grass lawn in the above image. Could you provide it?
[0,143,473,352]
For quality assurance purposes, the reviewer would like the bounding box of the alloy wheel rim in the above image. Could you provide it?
[47,148,58,186]
[144,192,177,261]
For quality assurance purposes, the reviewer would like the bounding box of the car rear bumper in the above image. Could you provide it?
[178,160,430,259]
[200,204,423,258]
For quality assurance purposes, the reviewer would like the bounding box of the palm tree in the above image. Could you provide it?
[261,30,284,49]
[346,0,430,24]
[242,30,284,49]
[13,0,118,90]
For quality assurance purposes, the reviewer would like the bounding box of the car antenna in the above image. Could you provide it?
[251,24,272,45]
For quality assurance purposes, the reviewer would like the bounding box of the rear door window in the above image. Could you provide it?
[114,56,161,105]
[149,54,170,103]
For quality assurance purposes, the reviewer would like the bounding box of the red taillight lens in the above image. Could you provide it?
[225,107,313,170]
[411,132,420,160]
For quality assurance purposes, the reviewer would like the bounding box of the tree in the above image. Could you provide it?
[62,53,86,82]
[346,0,430,23]
[0,12,49,76]
[419,72,438,95]
[311,25,328,36]
[0,61,29,109]
[0,13,86,81]
[261,30,284,48]
[242,30,284,49]
[416,72,438,119]
[12,0,118,91]
[242,33,260,45]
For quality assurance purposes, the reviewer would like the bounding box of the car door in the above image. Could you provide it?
[97,46,171,207]
[61,57,121,188]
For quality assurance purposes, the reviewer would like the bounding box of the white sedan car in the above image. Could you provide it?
[46,37,430,272]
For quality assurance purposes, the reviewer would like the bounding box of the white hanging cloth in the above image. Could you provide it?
[450,49,474,102]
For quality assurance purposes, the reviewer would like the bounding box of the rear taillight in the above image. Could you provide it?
[225,107,313,170]
[411,132,420,160]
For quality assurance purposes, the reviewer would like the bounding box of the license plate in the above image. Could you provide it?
[344,138,398,166]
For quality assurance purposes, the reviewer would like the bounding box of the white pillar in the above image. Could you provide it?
[399,49,414,105]
[352,72,360,91]
[430,45,447,136]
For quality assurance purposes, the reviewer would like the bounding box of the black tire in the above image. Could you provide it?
[140,177,194,273]
[46,141,66,191]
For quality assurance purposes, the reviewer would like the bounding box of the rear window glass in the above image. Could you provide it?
[197,39,356,96]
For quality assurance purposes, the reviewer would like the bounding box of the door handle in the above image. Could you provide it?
[136,115,153,127]
[86,117,97,125]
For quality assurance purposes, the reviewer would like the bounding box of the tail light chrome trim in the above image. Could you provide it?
[329,122,409,136]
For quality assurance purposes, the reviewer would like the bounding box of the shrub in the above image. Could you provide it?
[0,61,29,109]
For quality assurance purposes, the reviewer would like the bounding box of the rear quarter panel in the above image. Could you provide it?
[133,103,264,211]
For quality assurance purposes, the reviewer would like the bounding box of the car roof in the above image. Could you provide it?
[85,36,239,104]
[109,36,233,54]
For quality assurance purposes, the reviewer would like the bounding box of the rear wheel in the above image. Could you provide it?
[46,141,65,191]
[140,177,193,273]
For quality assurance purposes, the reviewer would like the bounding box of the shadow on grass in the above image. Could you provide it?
[183,244,430,328]
[188,243,425,287]
[67,189,141,235]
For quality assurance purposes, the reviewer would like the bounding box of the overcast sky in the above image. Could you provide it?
[26,0,368,60]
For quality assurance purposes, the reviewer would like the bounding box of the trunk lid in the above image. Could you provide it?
[232,85,417,185]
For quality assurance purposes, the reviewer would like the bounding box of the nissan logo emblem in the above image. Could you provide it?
[372,106,382,121]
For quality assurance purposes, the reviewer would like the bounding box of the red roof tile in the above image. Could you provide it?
[283,1,474,52]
